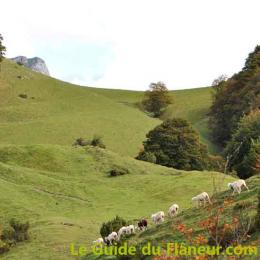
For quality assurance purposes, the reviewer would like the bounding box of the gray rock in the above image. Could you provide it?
[11,56,50,76]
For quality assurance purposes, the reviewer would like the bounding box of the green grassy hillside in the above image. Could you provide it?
[0,144,235,259]
[88,176,260,260]
[0,60,159,157]
[0,59,218,157]
[0,59,229,259]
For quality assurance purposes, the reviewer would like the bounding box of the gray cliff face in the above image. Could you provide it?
[11,56,50,76]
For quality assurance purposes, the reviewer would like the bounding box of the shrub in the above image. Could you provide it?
[233,201,253,211]
[73,137,89,147]
[255,191,260,230]
[136,151,156,164]
[18,93,28,99]
[74,136,106,148]
[1,219,30,243]
[9,219,30,242]
[109,167,129,177]
[0,240,10,254]
[1,226,15,243]
[100,216,127,238]
[90,135,106,149]
[207,227,235,249]
[208,155,225,172]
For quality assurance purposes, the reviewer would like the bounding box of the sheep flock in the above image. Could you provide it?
[93,179,249,246]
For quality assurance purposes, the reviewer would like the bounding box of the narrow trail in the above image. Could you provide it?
[33,187,90,203]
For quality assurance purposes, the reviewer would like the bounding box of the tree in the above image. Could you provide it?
[136,118,210,170]
[225,109,260,179]
[208,46,260,146]
[0,34,6,72]
[142,81,173,117]
[211,74,228,96]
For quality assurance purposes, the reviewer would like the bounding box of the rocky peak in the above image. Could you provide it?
[11,56,50,76]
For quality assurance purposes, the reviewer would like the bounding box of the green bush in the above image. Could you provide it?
[74,136,106,148]
[100,216,127,238]
[233,201,253,211]
[18,93,28,99]
[1,226,15,243]
[208,155,225,172]
[0,240,10,254]
[9,219,30,242]
[136,151,156,164]
[90,135,106,149]
[73,137,89,147]
[109,167,129,177]
[136,118,210,171]
[1,219,30,243]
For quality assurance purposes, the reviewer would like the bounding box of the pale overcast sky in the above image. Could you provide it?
[1,0,259,90]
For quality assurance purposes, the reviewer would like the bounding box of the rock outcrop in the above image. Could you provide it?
[11,56,50,76]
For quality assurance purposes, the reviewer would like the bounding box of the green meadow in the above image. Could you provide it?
[0,59,218,157]
[0,144,235,259]
[0,60,257,260]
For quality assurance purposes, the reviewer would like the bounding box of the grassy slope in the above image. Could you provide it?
[93,87,219,154]
[0,59,218,157]
[88,176,260,260]
[163,88,220,154]
[0,60,227,259]
[0,60,159,157]
[0,144,235,259]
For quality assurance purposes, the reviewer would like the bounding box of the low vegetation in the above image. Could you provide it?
[0,144,235,259]
[74,136,106,149]
[109,167,129,177]
[100,216,127,238]
[0,219,30,255]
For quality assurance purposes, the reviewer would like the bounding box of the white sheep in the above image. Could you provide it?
[228,179,249,195]
[105,231,118,246]
[192,192,212,207]
[168,203,179,217]
[117,226,127,240]
[125,224,135,234]
[151,211,165,224]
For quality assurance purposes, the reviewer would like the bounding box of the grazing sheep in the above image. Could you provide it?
[117,226,127,240]
[192,192,212,207]
[125,224,135,234]
[168,203,179,217]
[138,219,148,231]
[151,211,165,224]
[105,231,118,246]
[228,179,249,195]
